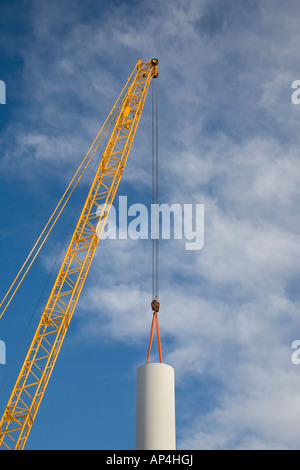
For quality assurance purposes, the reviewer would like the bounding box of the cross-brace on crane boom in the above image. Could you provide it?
[0,58,159,450]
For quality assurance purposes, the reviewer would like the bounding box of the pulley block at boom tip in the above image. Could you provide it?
[151,58,159,78]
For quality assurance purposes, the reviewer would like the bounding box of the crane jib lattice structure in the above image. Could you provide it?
[0,58,159,450]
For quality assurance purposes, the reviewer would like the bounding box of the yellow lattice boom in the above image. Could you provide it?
[0,58,158,450]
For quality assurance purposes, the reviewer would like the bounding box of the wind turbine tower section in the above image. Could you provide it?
[136,363,176,450]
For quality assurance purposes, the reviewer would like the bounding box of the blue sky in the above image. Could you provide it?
[1,0,300,450]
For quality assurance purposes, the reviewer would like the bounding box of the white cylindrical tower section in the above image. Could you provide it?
[136,362,176,450]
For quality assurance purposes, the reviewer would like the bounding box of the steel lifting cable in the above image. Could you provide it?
[152,78,159,302]
[0,148,96,319]
[147,78,162,364]
[0,86,129,320]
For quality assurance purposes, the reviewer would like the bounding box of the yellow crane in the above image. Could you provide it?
[0,58,159,450]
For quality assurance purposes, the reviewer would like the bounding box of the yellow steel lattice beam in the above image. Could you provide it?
[0,58,158,450]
